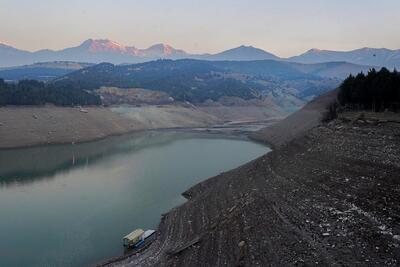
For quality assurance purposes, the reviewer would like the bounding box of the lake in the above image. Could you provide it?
[0,131,269,267]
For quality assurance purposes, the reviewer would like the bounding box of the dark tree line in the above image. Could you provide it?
[338,68,400,111]
[0,79,101,106]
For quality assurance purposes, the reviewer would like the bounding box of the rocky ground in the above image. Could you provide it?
[104,108,400,266]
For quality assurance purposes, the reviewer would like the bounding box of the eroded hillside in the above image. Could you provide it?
[104,111,400,266]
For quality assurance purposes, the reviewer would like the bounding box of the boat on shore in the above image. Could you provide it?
[123,229,156,249]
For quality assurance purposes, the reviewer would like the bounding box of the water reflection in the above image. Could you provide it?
[0,131,246,187]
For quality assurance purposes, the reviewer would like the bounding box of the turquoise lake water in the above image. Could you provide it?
[0,131,268,267]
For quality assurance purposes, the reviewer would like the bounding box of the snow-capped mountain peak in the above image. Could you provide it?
[142,43,187,57]
[79,39,129,53]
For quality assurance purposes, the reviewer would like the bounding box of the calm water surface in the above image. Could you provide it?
[0,131,268,267]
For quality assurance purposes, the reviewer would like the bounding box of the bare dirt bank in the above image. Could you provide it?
[0,106,141,149]
[0,105,222,149]
[110,105,221,129]
[0,102,287,149]
[250,89,338,148]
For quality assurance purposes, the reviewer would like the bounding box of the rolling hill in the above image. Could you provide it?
[52,59,350,103]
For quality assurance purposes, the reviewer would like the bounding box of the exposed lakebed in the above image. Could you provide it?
[0,131,268,267]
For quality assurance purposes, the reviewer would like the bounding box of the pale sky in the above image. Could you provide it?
[1,0,399,57]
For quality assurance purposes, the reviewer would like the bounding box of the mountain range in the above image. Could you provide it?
[0,39,188,67]
[1,39,399,68]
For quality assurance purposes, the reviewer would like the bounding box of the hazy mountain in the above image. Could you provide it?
[0,42,32,67]
[0,39,191,67]
[141,43,188,58]
[290,61,372,79]
[0,40,280,67]
[1,39,397,70]
[289,47,400,69]
[204,45,279,61]
[0,61,94,81]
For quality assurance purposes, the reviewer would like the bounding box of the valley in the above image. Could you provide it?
[0,58,349,150]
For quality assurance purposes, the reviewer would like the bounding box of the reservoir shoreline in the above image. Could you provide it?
[0,106,280,150]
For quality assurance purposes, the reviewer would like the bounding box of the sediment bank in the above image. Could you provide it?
[0,105,220,149]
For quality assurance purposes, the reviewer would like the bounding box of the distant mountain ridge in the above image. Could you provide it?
[203,45,279,61]
[0,39,192,67]
[1,38,399,68]
[0,61,94,81]
[289,47,400,69]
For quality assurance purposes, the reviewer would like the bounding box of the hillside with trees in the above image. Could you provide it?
[0,79,100,106]
[52,59,343,103]
[338,68,400,111]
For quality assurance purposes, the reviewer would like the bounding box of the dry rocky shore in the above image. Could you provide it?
[104,94,400,266]
[0,105,222,149]
[0,102,286,149]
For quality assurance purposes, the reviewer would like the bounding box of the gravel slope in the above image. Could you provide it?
[250,89,338,147]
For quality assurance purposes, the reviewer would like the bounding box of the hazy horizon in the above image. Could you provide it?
[1,0,400,57]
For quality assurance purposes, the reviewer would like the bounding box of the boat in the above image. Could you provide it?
[142,229,156,239]
[123,229,156,249]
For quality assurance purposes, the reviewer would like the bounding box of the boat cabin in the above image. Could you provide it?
[122,228,156,248]
[123,229,144,247]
